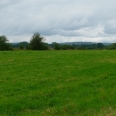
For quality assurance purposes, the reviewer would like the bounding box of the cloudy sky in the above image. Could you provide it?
[0,0,116,43]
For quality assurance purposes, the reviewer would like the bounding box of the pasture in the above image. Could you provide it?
[0,50,116,116]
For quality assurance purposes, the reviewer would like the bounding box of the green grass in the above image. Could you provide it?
[0,50,116,116]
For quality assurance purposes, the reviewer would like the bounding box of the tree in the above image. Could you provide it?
[26,44,31,50]
[61,45,69,50]
[52,42,61,50]
[61,44,75,50]
[19,44,24,50]
[0,35,12,50]
[109,43,116,50]
[30,32,48,50]
[19,41,29,50]
[96,43,104,49]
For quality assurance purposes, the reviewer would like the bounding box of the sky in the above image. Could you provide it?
[0,0,116,43]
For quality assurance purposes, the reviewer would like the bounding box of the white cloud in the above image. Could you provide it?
[0,0,116,43]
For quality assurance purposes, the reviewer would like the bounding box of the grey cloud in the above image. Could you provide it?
[0,0,116,43]
[104,20,116,34]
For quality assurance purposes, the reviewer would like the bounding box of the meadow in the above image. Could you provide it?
[0,50,116,116]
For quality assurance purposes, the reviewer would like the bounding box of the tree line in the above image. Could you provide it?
[0,32,116,51]
[0,33,48,51]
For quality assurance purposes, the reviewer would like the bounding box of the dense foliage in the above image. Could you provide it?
[109,43,116,49]
[50,42,105,50]
[30,32,48,50]
[0,35,12,50]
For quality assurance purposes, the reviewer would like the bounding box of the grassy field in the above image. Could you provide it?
[0,50,116,116]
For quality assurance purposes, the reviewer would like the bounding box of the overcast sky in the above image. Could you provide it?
[0,0,116,43]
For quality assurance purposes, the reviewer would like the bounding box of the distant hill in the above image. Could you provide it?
[10,41,113,48]
[102,43,112,46]
[59,42,112,46]
[11,42,29,48]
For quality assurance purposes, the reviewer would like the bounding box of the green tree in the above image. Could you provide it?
[19,44,24,50]
[61,45,69,50]
[61,45,75,50]
[0,35,12,50]
[19,41,29,50]
[26,44,31,50]
[30,32,48,50]
[96,43,104,49]
[52,42,61,50]
[109,43,116,49]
